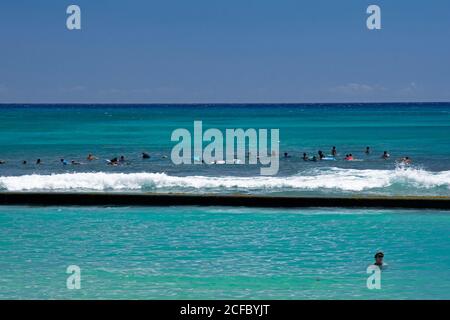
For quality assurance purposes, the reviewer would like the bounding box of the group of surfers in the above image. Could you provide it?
[0,148,412,166]
[285,146,412,164]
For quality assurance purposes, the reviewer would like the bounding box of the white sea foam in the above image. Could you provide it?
[0,167,449,193]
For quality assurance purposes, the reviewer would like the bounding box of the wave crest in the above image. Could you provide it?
[0,167,449,194]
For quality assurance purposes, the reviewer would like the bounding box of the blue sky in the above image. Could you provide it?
[0,0,449,103]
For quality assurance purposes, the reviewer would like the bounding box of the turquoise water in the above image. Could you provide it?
[0,103,449,196]
[1,105,449,300]
[0,206,449,299]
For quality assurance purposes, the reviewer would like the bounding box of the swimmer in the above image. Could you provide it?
[399,156,412,164]
[60,159,68,165]
[109,157,118,165]
[71,160,81,165]
[318,150,325,160]
[302,153,309,161]
[36,159,41,165]
[374,251,388,270]
[331,146,337,157]
[119,155,126,164]
[87,154,98,161]
[283,152,290,158]
[345,154,354,161]
[382,151,390,160]
[22,160,27,165]
[365,146,370,155]
[142,152,151,159]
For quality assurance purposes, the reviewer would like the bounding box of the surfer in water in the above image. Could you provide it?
[87,154,98,161]
[36,159,41,165]
[142,152,151,159]
[108,157,118,165]
[345,154,354,161]
[382,151,390,160]
[331,146,337,157]
[374,251,388,270]
[318,150,325,160]
[365,146,370,155]
[302,153,309,161]
[60,159,68,165]
[399,156,412,164]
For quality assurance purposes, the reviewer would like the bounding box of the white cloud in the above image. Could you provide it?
[59,85,86,93]
[398,82,418,96]
[330,83,385,95]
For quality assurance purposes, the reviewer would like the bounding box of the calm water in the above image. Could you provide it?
[0,206,449,299]
[0,103,449,196]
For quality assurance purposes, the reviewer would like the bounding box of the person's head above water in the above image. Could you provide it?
[374,251,384,266]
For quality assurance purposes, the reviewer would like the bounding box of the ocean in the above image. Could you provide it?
[1,206,449,299]
[0,103,449,196]
[0,104,449,299]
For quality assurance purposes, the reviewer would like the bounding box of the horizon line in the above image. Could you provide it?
[0,101,449,106]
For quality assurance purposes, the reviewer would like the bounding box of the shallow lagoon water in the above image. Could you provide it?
[1,206,449,299]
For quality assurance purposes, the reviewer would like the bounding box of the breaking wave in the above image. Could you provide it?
[1,167,449,195]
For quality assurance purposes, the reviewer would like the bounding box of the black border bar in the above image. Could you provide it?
[0,300,447,318]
